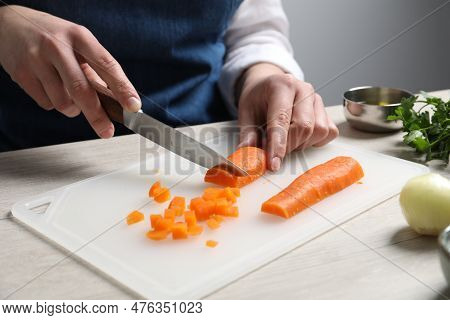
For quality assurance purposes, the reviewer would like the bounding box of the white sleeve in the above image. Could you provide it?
[219,0,304,115]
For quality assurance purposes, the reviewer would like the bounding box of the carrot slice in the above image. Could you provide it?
[206,218,220,230]
[188,225,204,236]
[172,222,188,239]
[149,181,161,197]
[146,230,169,241]
[155,218,173,231]
[154,187,171,203]
[204,147,266,188]
[262,156,364,218]
[126,210,144,225]
[150,214,163,228]
[206,240,218,248]
[184,210,197,227]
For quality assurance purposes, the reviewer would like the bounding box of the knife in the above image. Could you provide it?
[89,79,247,176]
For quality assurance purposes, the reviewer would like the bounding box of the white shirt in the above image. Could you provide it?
[219,0,303,115]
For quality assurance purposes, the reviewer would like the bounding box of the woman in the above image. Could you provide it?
[0,0,338,171]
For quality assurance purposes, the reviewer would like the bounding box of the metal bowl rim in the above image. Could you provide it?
[438,225,450,259]
[343,86,414,106]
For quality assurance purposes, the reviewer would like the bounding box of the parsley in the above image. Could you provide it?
[387,93,450,163]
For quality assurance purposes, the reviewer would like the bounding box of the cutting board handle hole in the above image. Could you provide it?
[27,202,50,214]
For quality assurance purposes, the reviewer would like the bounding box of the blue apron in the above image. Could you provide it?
[0,0,242,151]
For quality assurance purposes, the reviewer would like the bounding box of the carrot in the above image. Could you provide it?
[206,218,220,230]
[188,225,203,236]
[150,214,163,228]
[184,210,197,227]
[223,187,237,203]
[202,188,224,201]
[169,196,185,216]
[149,181,161,197]
[206,240,218,248]
[172,222,188,239]
[126,210,144,225]
[164,209,176,221]
[146,230,169,241]
[204,147,266,188]
[154,218,173,231]
[261,156,364,218]
[190,197,215,221]
[154,187,171,203]
[211,215,224,223]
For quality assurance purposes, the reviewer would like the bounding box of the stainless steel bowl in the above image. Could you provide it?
[438,225,450,287]
[343,86,413,133]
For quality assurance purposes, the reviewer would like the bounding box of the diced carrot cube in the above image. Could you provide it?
[172,222,188,239]
[149,181,161,197]
[211,215,224,223]
[189,197,204,213]
[155,218,173,231]
[146,230,169,241]
[230,188,240,197]
[126,210,144,225]
[224,187,237,203]
[188,224,203,236]
[202,188,223,200]
[206,240,218,248]
[184,210,197,227]
[164,208,176,221]
[217,205,238,217]
[190,197,215,220]
[169,196,185,213]
[154,187,170,203]
[150,214,163,228]
[206,218,220,230]
[227,206,239,217]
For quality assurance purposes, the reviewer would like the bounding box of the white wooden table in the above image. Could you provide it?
[1,90,449,300]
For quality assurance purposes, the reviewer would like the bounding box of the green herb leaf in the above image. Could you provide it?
[387,94,450,163]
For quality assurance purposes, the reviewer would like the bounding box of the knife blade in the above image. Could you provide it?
[89,79,248,176]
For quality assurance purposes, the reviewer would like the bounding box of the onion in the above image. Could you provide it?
[399,173,450,236]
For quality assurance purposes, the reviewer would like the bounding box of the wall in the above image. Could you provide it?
[282,0,450,105]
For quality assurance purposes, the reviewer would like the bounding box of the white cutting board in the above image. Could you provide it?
[12,134,428,299]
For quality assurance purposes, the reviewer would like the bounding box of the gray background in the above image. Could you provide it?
[282,0,450,105]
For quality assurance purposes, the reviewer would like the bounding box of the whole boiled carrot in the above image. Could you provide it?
[261,156,364,218]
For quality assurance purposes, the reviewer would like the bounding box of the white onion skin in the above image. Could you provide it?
[399,173,450,236]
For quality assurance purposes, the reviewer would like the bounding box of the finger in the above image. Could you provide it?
[80,62,107,87]
[34,63,80,117]
[313,114,339,147]
[51,47,114,138]
[266,80,296,171]
[237,104,260,148]
[17,74,53,110]
[71,26,141,111]
[287,82,316,153]
[304,93,329,148]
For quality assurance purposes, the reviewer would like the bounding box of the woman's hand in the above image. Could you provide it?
[0,5,141,138]
[237,63,339,171]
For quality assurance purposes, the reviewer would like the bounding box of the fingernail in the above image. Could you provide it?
[271,157,281,171]
[100,126,114,139]
[126,97,141,111]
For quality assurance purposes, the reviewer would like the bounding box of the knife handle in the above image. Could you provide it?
[88,79,124,124]
[96,92,124,124]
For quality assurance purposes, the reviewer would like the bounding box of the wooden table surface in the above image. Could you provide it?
[1,90,449,300]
